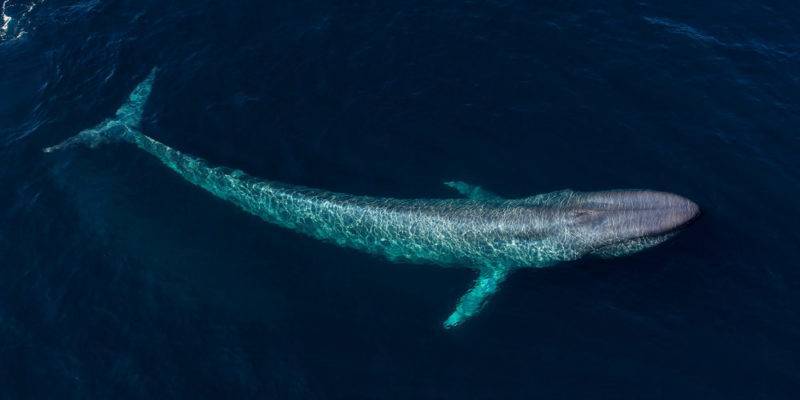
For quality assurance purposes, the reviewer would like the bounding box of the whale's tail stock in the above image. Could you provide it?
[43,68,157,153]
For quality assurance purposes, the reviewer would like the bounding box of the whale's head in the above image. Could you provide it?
[554,190,700,258]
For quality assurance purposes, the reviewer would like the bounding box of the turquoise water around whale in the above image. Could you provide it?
[2,0,800,398]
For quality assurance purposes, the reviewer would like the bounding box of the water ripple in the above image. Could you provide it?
[644,15,798,60]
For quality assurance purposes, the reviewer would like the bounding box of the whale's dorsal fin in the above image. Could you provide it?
[443,267,509,329]
[444,181,502,200]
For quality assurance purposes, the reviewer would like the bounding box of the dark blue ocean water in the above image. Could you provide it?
[1,0,800,398]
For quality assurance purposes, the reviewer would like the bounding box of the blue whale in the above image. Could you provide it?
[45,70,700,328]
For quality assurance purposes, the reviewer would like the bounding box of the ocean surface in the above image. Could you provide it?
[1,0,799,398]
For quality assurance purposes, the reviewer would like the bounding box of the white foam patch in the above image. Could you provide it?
[2,0,45,40]
[1,1,11,37]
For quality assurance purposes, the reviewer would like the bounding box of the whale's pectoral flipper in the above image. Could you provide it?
[444,181,502,200]
[443,267,509,329]
[43,68,157,153]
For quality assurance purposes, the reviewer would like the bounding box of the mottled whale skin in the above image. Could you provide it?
[46,70,700,328]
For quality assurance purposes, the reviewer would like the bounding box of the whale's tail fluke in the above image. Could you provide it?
[43,68,157,153]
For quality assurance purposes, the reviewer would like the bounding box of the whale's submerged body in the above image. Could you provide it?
[46,70,700,328]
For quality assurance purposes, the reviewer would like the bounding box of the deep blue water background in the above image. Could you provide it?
[2,0,800,398]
